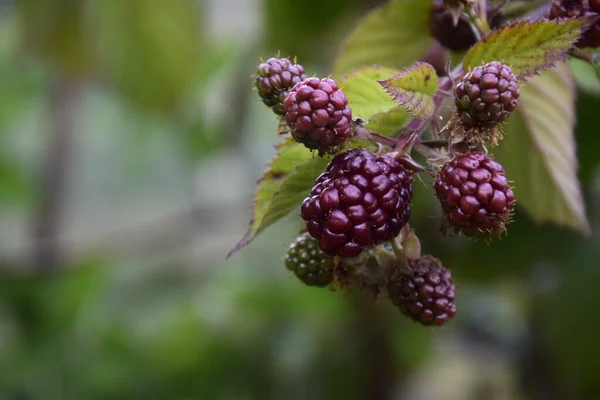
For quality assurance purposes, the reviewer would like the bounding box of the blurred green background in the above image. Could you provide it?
[0,0,599,399]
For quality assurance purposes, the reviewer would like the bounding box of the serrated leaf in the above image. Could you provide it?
[229,140,316,257]
[494,63,589,234]
[333,0,433,78]
[464,19,587,78]
[339,66,399,120]
[229,138,378,257]
[364,107,410,136]
[378,62,438,119]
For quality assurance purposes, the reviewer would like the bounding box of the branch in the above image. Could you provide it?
[32,76,80,271]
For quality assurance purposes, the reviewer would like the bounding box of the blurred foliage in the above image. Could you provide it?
[0,0,599,399]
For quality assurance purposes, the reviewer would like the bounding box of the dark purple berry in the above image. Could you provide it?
[429,0,502,52]
[388,255,456,326]
[549,0,600,48]
[255,57,307,115]
[455,61,520,129]
[301,149,413,257]
[283,77,352,154]
[434,152,515,236]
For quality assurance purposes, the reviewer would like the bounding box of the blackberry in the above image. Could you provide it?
[285,233,333,287]
[549,0,600,48]
[456,61,520,128]
[429,0,502,52]
[301,149,413,258]
[450,61,520,146]
[388,255,456,326]
[283,77,352,154]
[434,152,515,236]
[255,57,307,115]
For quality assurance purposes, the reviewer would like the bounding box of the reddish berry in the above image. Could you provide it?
[388,255,456,326]
[301,149,413,257]
[429,0,502,52]
[285,233,333,287]
[283,77,352,154]
[549,0,600,48]
[434,152,515,236]
[255,57,307,115]
[455,61,520,129]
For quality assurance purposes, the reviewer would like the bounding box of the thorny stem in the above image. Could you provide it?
[414,142,442,160]
[354,125,396,147]
[420,139,449,149]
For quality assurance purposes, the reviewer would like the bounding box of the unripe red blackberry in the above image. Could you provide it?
[455,61,520,129]
[285,233,334,287]
[301,149,413,258]
[255,57,307,115]
[387,255,456,326]
[429,0,501,52]
[549,0,600,48]
[283,77,352,155]
[434,152,515,236]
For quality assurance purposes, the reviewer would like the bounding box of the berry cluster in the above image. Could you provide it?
[256,57,306,115]
[455,61,520,129]
[301,149,413,258]
[244,0,586,329]
[284,77,352,155]
[285,233,334,287]
[388,256,456,326]
[434,152,515,236]
[255,57,352,154]
[252,52,519,327]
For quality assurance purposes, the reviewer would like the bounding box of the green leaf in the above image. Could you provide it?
[339,66,399,120]
[494,63,589,234]
[464,19,587,78]
[569,58,600,96]
[229,138,377,256]
[378,62,438,119]
[91,0,203,113]
[17,0,93,77]
[0,154,30,204]
[364,107,410,136]
[333,0,433,78]
[229,140,321,256]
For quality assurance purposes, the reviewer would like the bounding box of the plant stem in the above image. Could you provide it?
[389,238,405,262]
[355,125,397,147]
[420,139,449,149]
[466,3,491,37]
[32,75,79,271]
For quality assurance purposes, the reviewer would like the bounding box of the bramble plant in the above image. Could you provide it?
[230,0,598,327]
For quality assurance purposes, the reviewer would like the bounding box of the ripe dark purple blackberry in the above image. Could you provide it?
[434,152,515,237]
[455,61,520,128]
[255,57,307,115]
[549,0,600,48]
[387,255,456,326]
[283,77,352,155]
[285,233,334,287]
[301,149,413,258]
[429,0,502,52]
